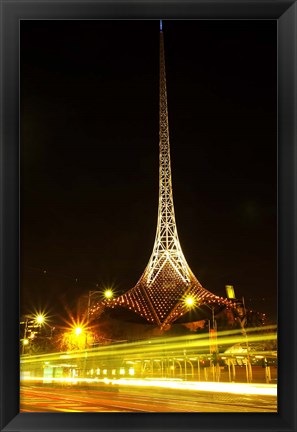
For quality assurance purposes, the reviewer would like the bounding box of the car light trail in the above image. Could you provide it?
[21,325,277,365]
[109,379,277,396]
[20,376,276,396]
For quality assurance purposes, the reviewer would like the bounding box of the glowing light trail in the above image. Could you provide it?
[21,326,277,366]
[20,376,276,397]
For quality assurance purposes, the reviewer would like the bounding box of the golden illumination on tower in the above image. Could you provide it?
[90,21,234,328]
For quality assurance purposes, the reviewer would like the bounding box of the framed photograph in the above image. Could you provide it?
[1,1,296,432]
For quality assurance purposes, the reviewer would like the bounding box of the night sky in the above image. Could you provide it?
[20,20,277,322]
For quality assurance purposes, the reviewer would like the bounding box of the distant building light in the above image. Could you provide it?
[225,285,236,299]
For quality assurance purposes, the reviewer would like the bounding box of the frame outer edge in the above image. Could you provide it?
[278,1,297,431]
[0,0,296,431]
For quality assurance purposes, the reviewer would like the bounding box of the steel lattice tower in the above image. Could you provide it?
[91,22,233,329]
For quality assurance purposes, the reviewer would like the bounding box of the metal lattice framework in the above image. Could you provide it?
[90,23,233,329]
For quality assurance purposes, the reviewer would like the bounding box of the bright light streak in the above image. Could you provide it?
[20,326,277,366]
[20,376,277,397]
[111,379,277,396]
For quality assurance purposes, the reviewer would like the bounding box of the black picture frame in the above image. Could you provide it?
[1,1,296,431]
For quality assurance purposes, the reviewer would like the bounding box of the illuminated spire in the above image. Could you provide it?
[91,23,234,328]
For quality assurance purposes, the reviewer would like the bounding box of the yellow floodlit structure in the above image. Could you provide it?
[90,21,234,329]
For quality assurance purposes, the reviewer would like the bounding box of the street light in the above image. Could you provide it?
[184,295,195,308]
[103,289,114,300]
[20,310,49,355]
[35,314,46,325]
[86,288,114,322]
[84,288,114,348]
[74,326,83,336]
[62,321,87,350]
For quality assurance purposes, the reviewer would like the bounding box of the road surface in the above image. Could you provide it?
[20,383,277,413]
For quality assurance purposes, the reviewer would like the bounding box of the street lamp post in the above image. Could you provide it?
[87,289,114,323]
[183,298,219,382]
[203,303,217,333]
[204,304,220,381]
[226,285,253,383]
[21,318,29,354]
[85,290,101,348]
[20,312,46,354]
[85,289,114,348]
[87,291,101,323]
[232,296,253,383]
[241,297,253,383]
[204,304,217,345]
